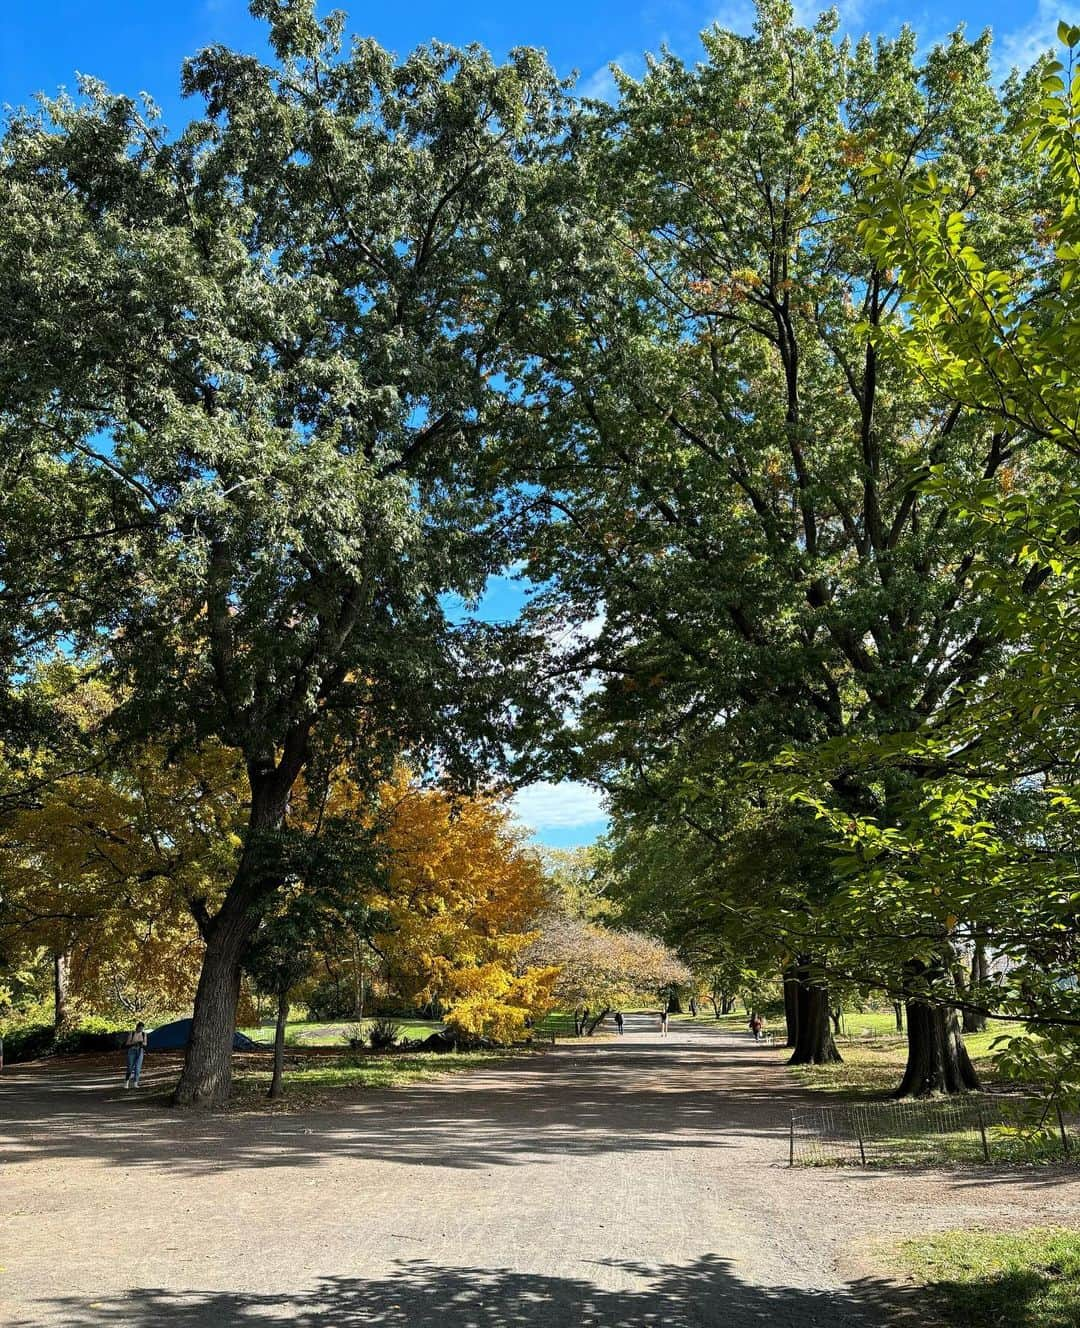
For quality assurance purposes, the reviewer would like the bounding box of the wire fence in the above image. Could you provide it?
[789,1095,1078,1168]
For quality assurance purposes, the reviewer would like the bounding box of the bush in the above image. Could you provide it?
[342,1022,366,1049]
[368,1018,401,1051]
[56,1015,121,1055]
[0,1018,131,1062]
[1,1023,55,1063]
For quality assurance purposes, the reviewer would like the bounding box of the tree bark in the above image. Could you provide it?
[173,906,249,1107]
[174,764,297,1108]
[268,988,288,1100]
[53,948,70,1033]
[783,969,799,1048]
[897,959,981,1097]
[893,1001,904,1033]
[962,945,988,1034]
[787,963,841,1065]
[667,990,683,1014]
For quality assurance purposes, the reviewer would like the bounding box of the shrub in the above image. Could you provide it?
[342,1023,366,1050]
[368,1018,401,1051]
[1,1023,55,1062]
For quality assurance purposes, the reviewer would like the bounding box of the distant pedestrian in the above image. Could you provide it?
[749,1013,763,1042]
[614,1011,624,1035]
[124,1021,147,1088]
[659,1008,669,1037]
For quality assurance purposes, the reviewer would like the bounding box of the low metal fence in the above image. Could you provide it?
[789,1095,1077,1168]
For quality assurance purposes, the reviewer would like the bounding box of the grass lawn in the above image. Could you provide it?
[230,1048,515,1110]
[788,1025,1011,1099]
[238,1017,445,1046]
[895,1228,1080,1328]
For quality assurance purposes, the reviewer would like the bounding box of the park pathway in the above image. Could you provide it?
[2,1014,1079,1326]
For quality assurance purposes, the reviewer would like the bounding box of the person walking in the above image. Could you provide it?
[124,1021,148,1088]
[614,1010,624,1035]
[749,1013,763,1042]
[659,1007,669,1038]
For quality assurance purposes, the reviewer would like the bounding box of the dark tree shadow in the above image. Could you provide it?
[0,1041,797,1177]
[11,1256,931,1327]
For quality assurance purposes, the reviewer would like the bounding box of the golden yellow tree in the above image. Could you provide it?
[370,772,557,1042]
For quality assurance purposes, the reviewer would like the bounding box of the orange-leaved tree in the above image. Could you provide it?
[369,771,557,1042]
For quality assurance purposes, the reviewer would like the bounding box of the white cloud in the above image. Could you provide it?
[511,781,607,830]
[579,53,640,103]
[994,1,1079,80]
[708,0,759,34]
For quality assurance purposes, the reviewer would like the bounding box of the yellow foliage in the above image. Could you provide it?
[370,770,555,1041]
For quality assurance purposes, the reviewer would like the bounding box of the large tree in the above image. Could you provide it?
[0,1,573,1105]
[522,2,1035,1086]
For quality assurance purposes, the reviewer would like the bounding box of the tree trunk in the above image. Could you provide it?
[667,990,682,1014]
[584,1007,610,1035]
[173,910,249,1107]
[962,945,988,1034]
[174,768,295,1108]
[722,995,735,1015]
[897,998,981,1097]
[787,963,841,1065]
[893,1001,904,1033]
[783,969,799,1048]
[53,948,70,1033]
[268,988,288,1100]
[897,958,981,1097]
[830,1005,843,1037]
[710,995,721,1019]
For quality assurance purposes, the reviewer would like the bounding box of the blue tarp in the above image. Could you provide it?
[147,1019,256,1052]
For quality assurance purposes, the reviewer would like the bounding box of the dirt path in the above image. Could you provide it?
[1,1014,1077,1326]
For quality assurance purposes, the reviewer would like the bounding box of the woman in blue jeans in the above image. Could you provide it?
[124,1022,147,1088]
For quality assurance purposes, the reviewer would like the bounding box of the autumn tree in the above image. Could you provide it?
[0,1,576,1104]
[522,914,690,1034]
[364,771,556,1043]
[0,672,247,1027]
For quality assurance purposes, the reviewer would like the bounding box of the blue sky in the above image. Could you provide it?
[2,0,1070,844]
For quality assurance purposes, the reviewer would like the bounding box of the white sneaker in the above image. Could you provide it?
[124,1079,130,1089]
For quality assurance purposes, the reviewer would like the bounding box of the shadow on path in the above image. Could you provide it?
[0,1034,794,1177]
[13,1256,924,1328]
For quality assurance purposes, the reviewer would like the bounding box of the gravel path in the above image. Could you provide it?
[1,1013,1077,1326]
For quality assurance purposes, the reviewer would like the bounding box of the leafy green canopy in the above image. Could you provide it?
[790,23,1080,1097]
[0,1,572,790]
[520,2,1036,1002]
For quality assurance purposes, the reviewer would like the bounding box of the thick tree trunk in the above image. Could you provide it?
[897,958,981,1097]
[173,910,249,1107]
[268,988,288,1100]
[174,766,296,1108]
[783,969,799,1048]
[53,949,70,1033]
[897,999,981,1097]
[787,963,841,1065]
[667,990,683,1014]
[722,995,735,1015]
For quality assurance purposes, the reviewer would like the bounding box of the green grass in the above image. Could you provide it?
[837,1009,904,1039]
[895,1228,1080,1328]
[789,1024,1013,1100]
[231,1049,511,1109]
[238,1018,445,1046]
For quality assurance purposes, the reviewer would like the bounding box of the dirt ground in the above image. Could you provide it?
[1,1013,1077,1326]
